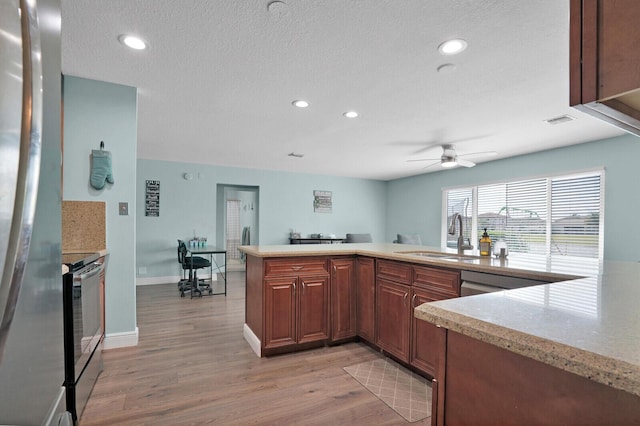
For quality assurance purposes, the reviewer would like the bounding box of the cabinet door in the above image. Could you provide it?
[330,258,356,341]
[356,257,375,342]
[376,278,411,363]
[264,277,297,349]
[297,275,329,344]
[410,287,445,377]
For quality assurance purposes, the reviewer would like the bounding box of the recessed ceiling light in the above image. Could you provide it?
[343,111,359,118]
[118,34,147,50]
[438,39,467,55]
[292,100,309,108]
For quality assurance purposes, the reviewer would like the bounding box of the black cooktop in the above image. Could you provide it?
[62,252,101,272]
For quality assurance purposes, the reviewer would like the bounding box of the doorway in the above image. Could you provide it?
[216,184,259,271]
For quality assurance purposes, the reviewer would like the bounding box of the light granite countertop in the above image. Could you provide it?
[239,242,596,281]
[241,243,639,396]
[415,261,640,397]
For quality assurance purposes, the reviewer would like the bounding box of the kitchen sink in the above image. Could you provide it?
[394,250,482,261]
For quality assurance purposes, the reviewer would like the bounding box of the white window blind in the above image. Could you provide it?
[550,174,601,257]
[444,170,604,258]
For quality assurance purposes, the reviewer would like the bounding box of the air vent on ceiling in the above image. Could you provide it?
[544,114,575,125]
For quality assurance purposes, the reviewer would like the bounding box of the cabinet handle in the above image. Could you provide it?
[292,282,296,295]
[302,281,305,294]
[412,293,417,308]
[403,292,408,307]
[291,266,303,271]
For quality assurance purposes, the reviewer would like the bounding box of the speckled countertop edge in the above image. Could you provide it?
[239,243,585,282]
[415,304,640,397]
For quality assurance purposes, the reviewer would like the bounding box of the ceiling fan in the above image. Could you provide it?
[407,144,497,169]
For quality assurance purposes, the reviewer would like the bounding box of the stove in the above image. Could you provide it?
[61,252,101,272]
[62,252,107,422]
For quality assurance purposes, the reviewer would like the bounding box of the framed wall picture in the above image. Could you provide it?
[145,180,160,216]
[313,190,332,213]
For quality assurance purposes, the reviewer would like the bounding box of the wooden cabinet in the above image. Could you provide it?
[297,275,329,344]
[375,260,413,364]
[375,260,412,362]
[264,276,297,348]
[249,257,329,354]
[376,278,411,363]
[410,286,442,376]
[329,258,356,342]
[570,0,640,134]
[434,330,640,425]
[411,265,460,377]
[264,274,329,349]
[245,254,459,362]
[356,257,376,342]
[375,260,460,368]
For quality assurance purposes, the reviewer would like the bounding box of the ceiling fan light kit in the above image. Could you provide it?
[407,143,494,170]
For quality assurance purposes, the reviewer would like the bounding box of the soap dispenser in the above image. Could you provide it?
[479,228,492,256]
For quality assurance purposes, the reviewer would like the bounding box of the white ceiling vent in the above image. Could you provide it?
[545,115,575,125]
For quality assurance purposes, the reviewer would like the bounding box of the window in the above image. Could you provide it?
[443,169,604,258]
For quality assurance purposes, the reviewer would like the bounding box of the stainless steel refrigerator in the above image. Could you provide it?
[0,0,70,424]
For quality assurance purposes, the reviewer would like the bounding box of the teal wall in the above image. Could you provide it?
[62,76,138,336]
[62,74,640,345]
[136,159,388,279]
[387,134,640,262]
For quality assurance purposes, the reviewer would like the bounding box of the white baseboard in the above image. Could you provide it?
[136,275,179,286]
[137,274,218,286]
[104,327,139,349]
[243,323,261,357]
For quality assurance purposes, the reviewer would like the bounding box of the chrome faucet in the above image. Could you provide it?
[448,213,474,254]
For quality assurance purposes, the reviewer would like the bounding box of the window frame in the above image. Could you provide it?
[441,167,605,259]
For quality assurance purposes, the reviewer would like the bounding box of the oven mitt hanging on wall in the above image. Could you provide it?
[90,149,114,190]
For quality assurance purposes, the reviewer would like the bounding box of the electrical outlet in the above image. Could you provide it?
[138,266,147,275]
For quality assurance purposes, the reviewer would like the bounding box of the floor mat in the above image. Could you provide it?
[344,357,432,423]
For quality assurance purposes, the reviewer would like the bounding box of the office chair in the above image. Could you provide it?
[177,240,212,297]
[345,233,372,243]
[395,233,422,244]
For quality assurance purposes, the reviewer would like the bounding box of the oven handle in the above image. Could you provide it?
[79,264,104,281]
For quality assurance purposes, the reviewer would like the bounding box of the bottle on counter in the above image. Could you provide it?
[479,228,492,256]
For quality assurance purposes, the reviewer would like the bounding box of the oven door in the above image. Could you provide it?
[72,260,104,380]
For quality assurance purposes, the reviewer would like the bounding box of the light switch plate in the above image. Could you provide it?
[119,202,129,215]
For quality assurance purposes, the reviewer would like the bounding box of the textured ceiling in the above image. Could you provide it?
[60,0,624,181]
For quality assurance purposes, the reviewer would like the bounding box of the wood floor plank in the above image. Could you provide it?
[80,272,425,425]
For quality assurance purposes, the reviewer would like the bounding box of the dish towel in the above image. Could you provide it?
[90,149,114,190]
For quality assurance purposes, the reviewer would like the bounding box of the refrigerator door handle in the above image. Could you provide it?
[0,0,43,364]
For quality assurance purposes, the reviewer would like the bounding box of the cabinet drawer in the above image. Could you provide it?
[413,266,461,296]
[377,259,411,285]
[265,258,328,276]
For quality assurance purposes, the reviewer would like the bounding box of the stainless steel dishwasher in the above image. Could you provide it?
[460,270,550,296]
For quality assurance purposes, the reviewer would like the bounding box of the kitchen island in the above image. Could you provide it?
[415,260,640,424]
[240,243,640,423]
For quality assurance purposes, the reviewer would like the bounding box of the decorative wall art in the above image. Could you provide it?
[145,180,160,216]
[313,190,332,213]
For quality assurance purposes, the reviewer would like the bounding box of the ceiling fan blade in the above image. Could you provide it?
[457,158,476,168]
[458,151,497,158]
[406,157,440,163]
[422,161,441,169]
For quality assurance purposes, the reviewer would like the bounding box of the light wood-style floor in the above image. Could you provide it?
[81,272,426,425]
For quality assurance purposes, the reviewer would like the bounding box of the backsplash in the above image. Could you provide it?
[62,200,106,252]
